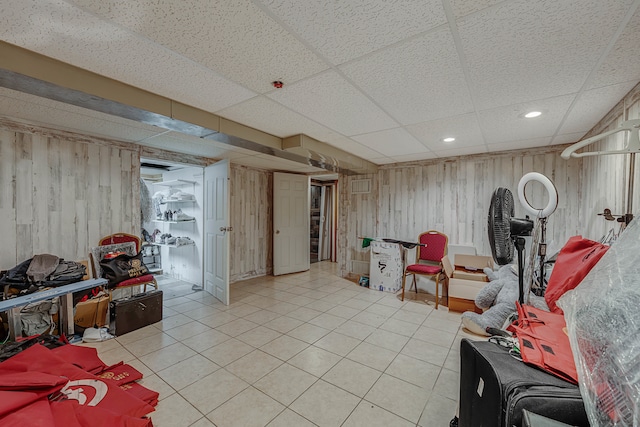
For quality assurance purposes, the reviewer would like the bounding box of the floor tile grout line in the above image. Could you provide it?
[103,264,467,426]
[178,366,253,420]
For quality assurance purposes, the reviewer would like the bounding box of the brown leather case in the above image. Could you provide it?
[109,290,163,336]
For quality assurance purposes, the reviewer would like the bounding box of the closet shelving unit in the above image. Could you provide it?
[153,179,197,224]
[153,241,195,248]
[151,179,198,261]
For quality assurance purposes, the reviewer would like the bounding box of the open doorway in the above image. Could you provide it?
[310,175,338,263]
[140,159,205,291]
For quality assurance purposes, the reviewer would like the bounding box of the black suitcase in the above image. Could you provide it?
[109,290,163,336]
[458,338,588,427]
[522,410,574,426]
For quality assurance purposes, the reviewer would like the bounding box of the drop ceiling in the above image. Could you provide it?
[0,0,639,171]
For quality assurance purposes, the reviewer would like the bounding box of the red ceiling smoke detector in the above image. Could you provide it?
[272,80,284,89]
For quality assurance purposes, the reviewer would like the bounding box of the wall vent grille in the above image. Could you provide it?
[351,179,371,194]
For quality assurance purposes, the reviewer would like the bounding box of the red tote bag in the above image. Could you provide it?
[508,302,578,384]
[544,236,609,313]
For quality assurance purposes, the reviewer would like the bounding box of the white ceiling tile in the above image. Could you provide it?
[433,144,488,158]
[268,70,398,136]
[217,96,337,141]
[477,94,575,144]
[448,0,503,19]
[352,128,426,157]
[70,0,328,93]
[340,29,474,125]
[1,0,638,168]
[405,113,485,150]
[587,9,640,89]
[259,0,447,65]
[487,137,552,152]
[324,136,385,160]
[0,0,96,47]
[559,82,637,135]
[551,132,587,146]
[1,0,257,113]
[459,0,635,109]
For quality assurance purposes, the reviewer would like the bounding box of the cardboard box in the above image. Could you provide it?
[448,296,482,314]
[74,296,109,329]
[369,241,404,292]
[443,254,494,313]
[452,254,493,280]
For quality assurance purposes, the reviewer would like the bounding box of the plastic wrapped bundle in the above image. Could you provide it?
[558,217,640,426]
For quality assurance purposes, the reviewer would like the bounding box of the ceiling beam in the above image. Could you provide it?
[0,41,378,175]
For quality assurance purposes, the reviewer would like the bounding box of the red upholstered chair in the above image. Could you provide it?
[91,234,158,300]
[400,230,448,307]
[98,233,142,252]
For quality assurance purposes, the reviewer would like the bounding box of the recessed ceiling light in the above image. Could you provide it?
[524,111,542,118]
[443,137,456,143]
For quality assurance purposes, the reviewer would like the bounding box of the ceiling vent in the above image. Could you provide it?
[351,179,371,194]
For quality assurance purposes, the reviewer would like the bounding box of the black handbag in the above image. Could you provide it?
[99,252,150,288]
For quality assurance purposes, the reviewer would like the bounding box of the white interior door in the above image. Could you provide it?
[274,172,310,275]
[317,186,326,259]
[204,160,230,305]
[320,185,333,261]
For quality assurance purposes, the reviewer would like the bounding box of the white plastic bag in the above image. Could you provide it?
[558,217,640,426]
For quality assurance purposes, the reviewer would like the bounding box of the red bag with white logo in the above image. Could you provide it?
[97,362,144,386]
[0,344,155,426]
[508,302,578,384]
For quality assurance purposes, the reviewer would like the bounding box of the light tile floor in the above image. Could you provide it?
[83,262,483,427]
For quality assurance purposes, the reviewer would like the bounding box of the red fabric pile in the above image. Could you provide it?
[0,343,157,426]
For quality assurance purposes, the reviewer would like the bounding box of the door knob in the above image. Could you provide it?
[276,230,280,234]
[220,226,233,232]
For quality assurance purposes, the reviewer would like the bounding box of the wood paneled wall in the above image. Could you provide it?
[0,119,140,270]
[229,165,272,283]
[0,119,275,284]
[339,93,640,276]
[338,151,581,276]
[338,174,378,277]
[2,89,638,284]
